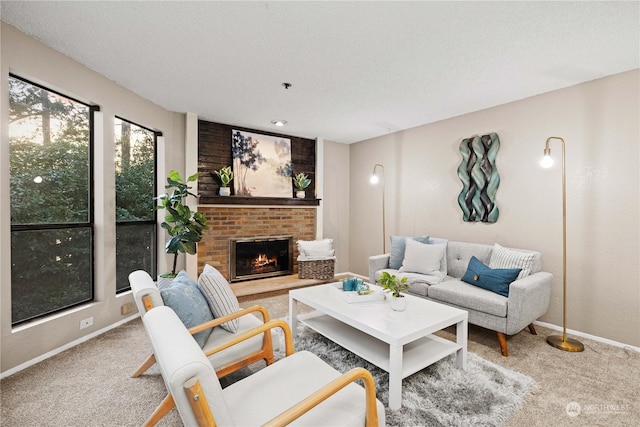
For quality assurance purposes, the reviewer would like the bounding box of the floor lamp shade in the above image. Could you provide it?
[541,136,584,352]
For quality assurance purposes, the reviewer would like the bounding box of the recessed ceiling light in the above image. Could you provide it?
[271,120,287,126]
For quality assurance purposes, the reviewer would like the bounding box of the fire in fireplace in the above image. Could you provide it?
[229,236,293,282]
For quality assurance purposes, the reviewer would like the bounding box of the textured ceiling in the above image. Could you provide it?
[1,1,638,143]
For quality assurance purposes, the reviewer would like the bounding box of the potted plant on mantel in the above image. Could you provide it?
[214,166,234,196]
[292,172,311,198]
[377,271,410,311]
[156,170,209,288]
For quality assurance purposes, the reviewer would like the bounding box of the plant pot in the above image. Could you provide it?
[389,295,406,311]
[219,187,231,196]
[157,275,175,289]
[296,190,305,198]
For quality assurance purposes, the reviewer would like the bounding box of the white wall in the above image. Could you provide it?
[0,23,186,372]
[349,70,640,347]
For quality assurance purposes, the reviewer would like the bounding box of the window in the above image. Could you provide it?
[114,117,157,293]
[9,75,96,325]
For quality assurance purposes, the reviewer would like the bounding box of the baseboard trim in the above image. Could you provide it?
[1,314,141,379]
[534,320,640,353]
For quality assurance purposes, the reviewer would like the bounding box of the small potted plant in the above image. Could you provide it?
[377,271,410,311]
[292,172,311,198]
[214,166,234,196]
[156,170,209,287]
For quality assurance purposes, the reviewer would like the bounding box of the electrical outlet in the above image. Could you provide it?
[80,317,93,329]
[121,302,135,315]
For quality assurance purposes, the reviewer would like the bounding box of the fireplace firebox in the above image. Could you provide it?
[229,236,294,282]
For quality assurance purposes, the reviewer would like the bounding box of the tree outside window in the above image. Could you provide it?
[114,117,157,292]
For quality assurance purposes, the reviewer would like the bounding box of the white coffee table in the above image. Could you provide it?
[289,282,468,410]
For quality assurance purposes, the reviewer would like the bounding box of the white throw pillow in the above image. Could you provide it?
[197,264,240,333]
[489,243,535,280]
[399,238,446,275]
[297,239,335,258]
[388,235,430,269]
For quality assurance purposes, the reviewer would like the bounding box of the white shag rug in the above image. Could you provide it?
[222,322,536,427]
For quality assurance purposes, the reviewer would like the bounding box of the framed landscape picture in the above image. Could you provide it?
[232,129,292,197]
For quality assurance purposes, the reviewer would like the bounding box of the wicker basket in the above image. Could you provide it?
[298,258,335,280]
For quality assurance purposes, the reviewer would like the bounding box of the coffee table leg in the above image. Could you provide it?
[289,295,298,338]
[388,344,403,410]
[456,317,468,369]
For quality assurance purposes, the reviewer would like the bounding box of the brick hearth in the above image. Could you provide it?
[197,206,317,281]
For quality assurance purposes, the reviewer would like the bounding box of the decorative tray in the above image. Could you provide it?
[330,282,385,304]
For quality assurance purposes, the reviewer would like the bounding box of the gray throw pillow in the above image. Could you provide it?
[159,270,214,347]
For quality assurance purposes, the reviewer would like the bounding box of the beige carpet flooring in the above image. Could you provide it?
[1,291,638,426]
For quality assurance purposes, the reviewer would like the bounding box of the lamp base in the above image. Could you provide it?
[546,335,584,352]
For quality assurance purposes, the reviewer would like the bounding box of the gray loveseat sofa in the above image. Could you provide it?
[369,237,552,356]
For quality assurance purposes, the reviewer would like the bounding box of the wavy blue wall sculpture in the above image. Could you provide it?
[457,133,500,223]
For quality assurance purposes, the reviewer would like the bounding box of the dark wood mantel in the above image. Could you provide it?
[200,196,320,206]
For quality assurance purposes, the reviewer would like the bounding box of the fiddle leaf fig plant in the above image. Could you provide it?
[214,166,234,187]
[156,170,209,277]
[293,172,311,191]
[377,271,409,297]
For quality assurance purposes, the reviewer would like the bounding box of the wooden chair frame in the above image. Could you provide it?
[136,295,275,427]
[182,320,379,427]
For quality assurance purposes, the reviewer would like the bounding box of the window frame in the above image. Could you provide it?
[9,73,98,326]
[114,115,159,293]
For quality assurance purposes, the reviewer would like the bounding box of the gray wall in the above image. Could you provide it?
[321,140,350,273]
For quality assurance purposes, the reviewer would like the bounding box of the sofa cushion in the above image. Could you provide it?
[388,235,429,269]
[461,256,521,297]
[489,243,536,279]
[427,279,508,317]
[197,264,241,333]
[375,269,441,297]
[160,270,214,347]
[446,241,494,278]
[399,238,446,276]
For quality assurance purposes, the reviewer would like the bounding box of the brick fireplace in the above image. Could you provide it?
[197,206,317,281]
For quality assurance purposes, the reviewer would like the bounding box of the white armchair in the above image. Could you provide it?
[143,305,386,426]
[129,270,276,425]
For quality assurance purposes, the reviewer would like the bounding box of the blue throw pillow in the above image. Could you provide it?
[160,270,214,347]
[461,256,521,297]
[389,235,430,269]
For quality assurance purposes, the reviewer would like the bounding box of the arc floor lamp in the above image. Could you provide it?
[541,136,584,352]
[370,164,385,253]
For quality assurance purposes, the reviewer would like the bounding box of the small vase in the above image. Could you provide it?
[390,295,406,311]
[296,190,305,199]
[219,187,231,196]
